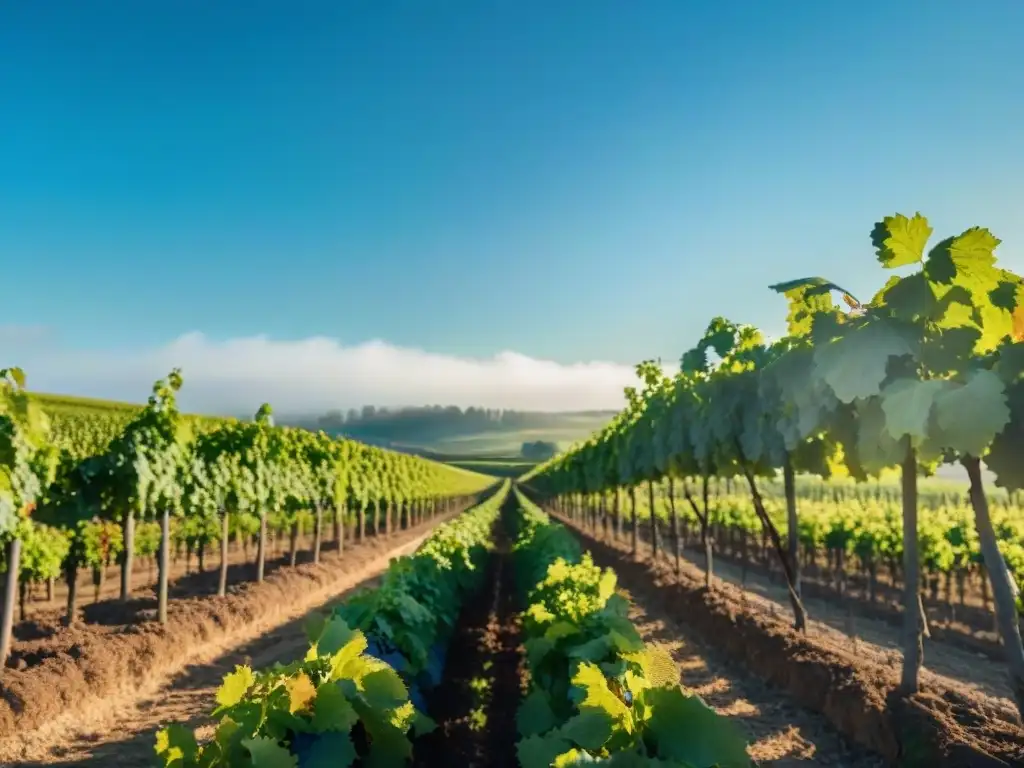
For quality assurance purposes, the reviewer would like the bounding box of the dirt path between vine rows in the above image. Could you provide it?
[0,533,432,767]
[413,509,523,768]
[629,525,1017,707]
[408,500,887,767]
[416,500,888,767]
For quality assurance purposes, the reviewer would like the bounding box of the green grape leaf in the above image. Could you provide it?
[328,634,369,680]
[242,736,298,768]
[924,238,958,284]
[545,621,582,642]
[312,682,360,733]
[876,273,937,322]
[704,322,738,358]
[879,378,950,443]
[362,726,413,768]
[525,636,556,668]
[412,708,437,737]
[608,627,645,653]
[996,342,1024,384]
[925,227,1001,287]
[304,612,326,644]
[567,662,633,735]
[517,688,559,737]
[154,724,199,764]
[360,667,408,711]
[812,322,916,403]
[872,213,933,268]
[933,370,1010,457]
[567,635,612,662]
[216,666,256,708]
[317,616,358,656]
[769,276,859,304]
[335,655,376,691]
[300,731,357,768]
[600,613,644,651]
[211,717,247,762]
[680,347,709,375]
[643,686,752,767]
[560,707,616,751]
[599,754,690,768]
[921,326,982,376]
[979,302,1017,352]
[552,749,599,766]
[518,733,576,768]
[854,399,905,475]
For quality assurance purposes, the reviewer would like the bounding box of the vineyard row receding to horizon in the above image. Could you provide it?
[0,365,498,666]
[155,483,753,768]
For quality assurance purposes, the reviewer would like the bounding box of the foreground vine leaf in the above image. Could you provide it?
[643,686,751,768]
[510,493,754,767]
[872,212,933,268]
[241,737,298,768]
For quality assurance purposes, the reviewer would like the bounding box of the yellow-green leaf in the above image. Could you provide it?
[216,666,255,708]
[285,672,317,714]
[872,213,933,268]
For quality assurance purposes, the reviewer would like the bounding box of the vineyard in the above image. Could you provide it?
[519,213,1024,765]
[2,211,1024,767]
[150,486,752,767]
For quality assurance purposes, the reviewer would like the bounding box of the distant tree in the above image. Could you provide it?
[521,440,558,461]
[317,410,345,430]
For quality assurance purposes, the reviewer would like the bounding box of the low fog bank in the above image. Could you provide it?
[5,332,646,416]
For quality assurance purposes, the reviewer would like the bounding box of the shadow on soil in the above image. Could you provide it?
[16,570,384,768]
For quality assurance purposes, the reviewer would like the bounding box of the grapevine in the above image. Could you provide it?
[523,212,1024,717]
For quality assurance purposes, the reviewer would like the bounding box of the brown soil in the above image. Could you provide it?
[562,516,1024,768]
[626,520,1017,705]
[4,568,395,767]
[639,519,1013,665]
[0,515,453,761]
[413,504,524,768]
[7,534,346,668]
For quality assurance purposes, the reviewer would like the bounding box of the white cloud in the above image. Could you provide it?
[5,332,648,416]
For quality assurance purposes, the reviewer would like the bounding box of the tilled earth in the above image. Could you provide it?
[564,516,1024,767]
[7,504,989,767]
[0,527,438,766]
[413,504,523,768]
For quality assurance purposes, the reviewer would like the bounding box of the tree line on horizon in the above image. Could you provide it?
[310,405,615,441]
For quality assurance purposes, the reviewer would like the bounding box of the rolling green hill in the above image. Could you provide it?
[289,408,616,460]
[25,393,614,475]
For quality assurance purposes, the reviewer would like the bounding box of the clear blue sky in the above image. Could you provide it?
[2,1,1023,366]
